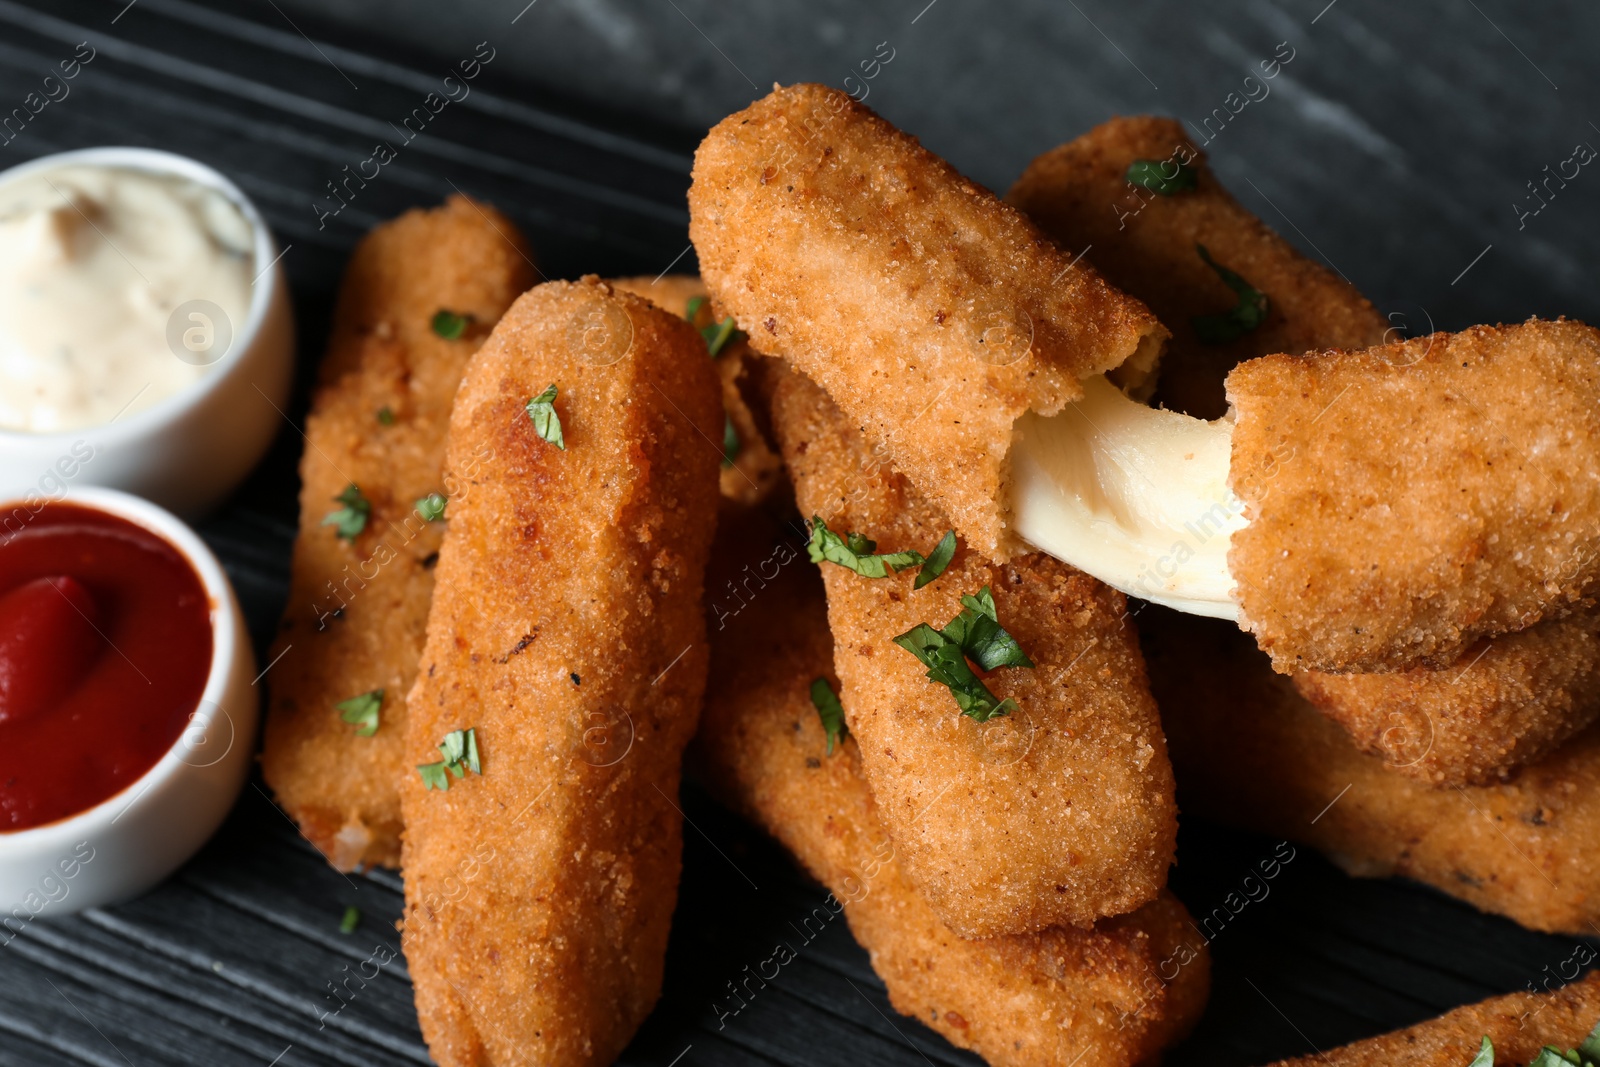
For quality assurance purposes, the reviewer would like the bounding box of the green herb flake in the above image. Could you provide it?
[417,727,481,790]
[1468,1036,1495,1067]
[1579,1016,1600,1062]
[338,906,361,935]
[376,406,396,426]
[808,516,924,579]
[415,492,447,523]
[322,483,372,541]
[1192,244,1269,344]
[721,413,741,468]
[1125,158,1197,195]
[913,530,957,590]
[336,688,383,737]
[525,384,566,450]
[431,309,470,340]
[1481,1013,1600,1067]
[809,678,847,756]
[891,584,1035,722]
[702,316,745,357]
[685,295,707,323]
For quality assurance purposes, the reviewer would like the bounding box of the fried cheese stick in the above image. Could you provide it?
[689,82,1169,563]
[609,274,783,506]
[1008,118,1600,783]
[769,364,1177,938]
[692,508,1208,1067]
[1007,114,1389,420]
[262,196,534,870]
[1146,609,1600,936]
[399,279,722,1067]
[1269,971,1600,1067]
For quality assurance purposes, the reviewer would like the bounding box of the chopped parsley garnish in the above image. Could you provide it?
[721,413,740,468]
[807,516,958,587]
[1192,244,1268,344]
[322,484,371,541]
[1125,158,1197,195]
[417,727,481,790]
[892,585,1034,722]
[685,295,707,322]
[335,688,383,737]
[431,310,470,340]
[525,384,566,450]
[915,530,958,591]
[810,678,847,756]
[376,405,396,425]
[338,906,361,935]
[415,493,447,523]
[1476,1014,1600,1067]
[808,516,924,578]
[702,317,744,357]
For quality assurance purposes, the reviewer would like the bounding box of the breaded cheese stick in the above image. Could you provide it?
[1227,320,1600,673]
[692,509,1208,1067]
[1006,115,1389,420]
[262,196,534,870]
[1270,971,1600,1067]
[399,279,722,1067]
[1006,123,1600,783]
[609,274,783,506]
[1296,618,1600,785]
[769,364,1177,938]
[689,82,1169,562]
[1146,609,1600,936]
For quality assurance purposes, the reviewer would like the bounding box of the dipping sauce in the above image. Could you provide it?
[0,165,254,433]
[0,503,212,830]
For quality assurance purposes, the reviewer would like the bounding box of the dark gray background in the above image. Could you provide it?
[0,2,1596,1065]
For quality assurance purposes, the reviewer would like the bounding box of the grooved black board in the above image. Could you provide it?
[0,2,1594,1065]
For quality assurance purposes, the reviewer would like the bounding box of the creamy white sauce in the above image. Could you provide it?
[0,165,254,433]
[1008,374,1245,619]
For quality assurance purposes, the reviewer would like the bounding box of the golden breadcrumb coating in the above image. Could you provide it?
[689,82,1168,561]
[1006,115,1389,419]
[768,364,1176,938]
[1227,319,1600,674]
[609,274,783,505]
[399,279,722,1067]
[1270,971,1600,1067]
[1147,608,1600,936]
[262,196,534,870]
[691,508,1208,1067]
[1297,615,1600,786]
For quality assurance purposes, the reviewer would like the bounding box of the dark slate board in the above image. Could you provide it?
[0,2,1595,1064]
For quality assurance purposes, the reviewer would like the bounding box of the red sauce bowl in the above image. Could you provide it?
[0,488,257,918]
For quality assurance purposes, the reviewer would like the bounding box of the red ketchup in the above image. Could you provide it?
[0,503,212,830]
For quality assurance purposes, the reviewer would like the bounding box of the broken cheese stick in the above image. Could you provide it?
[1010,118,1600,776]
[689,82,1169,563]
[692,508,1209,1067]
[400,279,722,1067]
[769,364,1177,938]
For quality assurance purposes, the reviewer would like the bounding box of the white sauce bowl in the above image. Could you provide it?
[0,487,257,918]
[0,147,294,518]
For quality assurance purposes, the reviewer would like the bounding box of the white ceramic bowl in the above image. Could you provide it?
[0,147,294,519]
[0,487,257,918]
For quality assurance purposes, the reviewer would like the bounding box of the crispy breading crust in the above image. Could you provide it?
[689,82,1168,561]
[1147,609,1600,936]
[1006,115,1389,419]
[768,364,1177,938]
[261,196,534,870]
[691,510,1208,1067]
[399,279,722,1067]
[1296,614,1600,785]
[1227,320,1600,674]
[609,274,783,505]
[1270,971,1600,1067]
